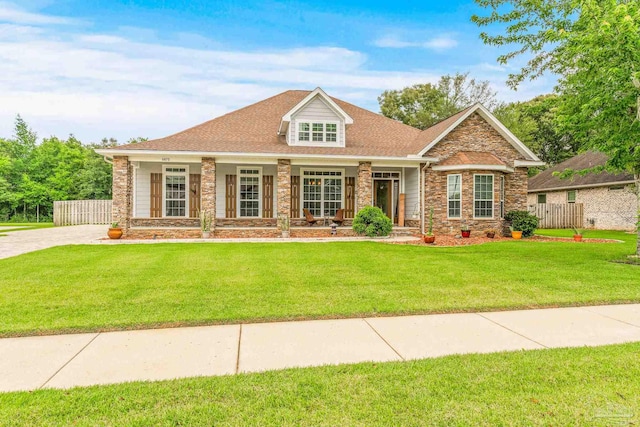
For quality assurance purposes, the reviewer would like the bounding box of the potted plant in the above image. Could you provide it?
[505,210,539,239]
[485,228,497,239]
[572,227,584,242]
[509,225,522,240]
[460,224,471,238]
[423,207,435,244]
[199,209,212,238]
[278,214,290,238]
[107,222,123,239]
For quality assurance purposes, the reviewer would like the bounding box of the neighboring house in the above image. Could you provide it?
[96,87,544,238]
[528,151,637,230]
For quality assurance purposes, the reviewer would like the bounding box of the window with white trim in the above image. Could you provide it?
[474,174,494,218]
[164,166,188,217]
[567,190,576,203]
[298,122,337,143]
[238,168,261,217]
[500,176,505,218]
[302,170,343,217]
[447,174,461,218]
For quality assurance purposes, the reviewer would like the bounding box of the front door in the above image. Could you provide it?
[374,180,393,220]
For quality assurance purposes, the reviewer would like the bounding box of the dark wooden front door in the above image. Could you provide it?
[374,180,392,220]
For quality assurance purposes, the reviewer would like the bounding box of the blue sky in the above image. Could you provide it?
[0,0,555,142]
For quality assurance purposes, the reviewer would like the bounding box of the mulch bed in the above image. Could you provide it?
[390,234,621,247]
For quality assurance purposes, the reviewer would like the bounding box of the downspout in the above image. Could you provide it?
[420,162,430,235]
[102,155,113,165]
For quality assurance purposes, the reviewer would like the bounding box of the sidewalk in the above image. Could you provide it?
[1,304,639,392]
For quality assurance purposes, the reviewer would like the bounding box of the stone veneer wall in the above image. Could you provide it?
[277,159,291,231]
[130,218,200,227]
[423,112,530,235]
[112,156,132,234]
[201,157,216,229]
[425,169,507,235]
[357,162,372,212]
[527,185,637,230]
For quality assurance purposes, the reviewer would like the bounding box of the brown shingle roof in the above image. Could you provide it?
[528,151,635,192]
[113,90,427,157]
[439,151,506,166]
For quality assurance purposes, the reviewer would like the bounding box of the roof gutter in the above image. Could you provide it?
[528,180,636,193]
[94,149,438,163]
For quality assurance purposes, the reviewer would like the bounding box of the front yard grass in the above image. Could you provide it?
[0,230,637,337]
[0,222,54,235]
[1,342,638,425]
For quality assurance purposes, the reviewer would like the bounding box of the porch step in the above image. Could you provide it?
[390,227,421,238]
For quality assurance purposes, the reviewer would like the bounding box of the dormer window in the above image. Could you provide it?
[298,122,338,143]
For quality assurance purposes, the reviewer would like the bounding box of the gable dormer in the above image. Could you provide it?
[279,87,353,148]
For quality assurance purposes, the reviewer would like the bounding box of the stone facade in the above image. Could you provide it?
[357,162,372,212]
[277,159,291,231]
[112,156,132,234]
[126,228,202,239]
[423,113,531,235]
[130,218,200,227]
[201,157,216,229]
[528,184,637,230]
[425,169,507,235]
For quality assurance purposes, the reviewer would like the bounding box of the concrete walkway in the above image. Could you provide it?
[1,304,639,392]
[0,225,105,259]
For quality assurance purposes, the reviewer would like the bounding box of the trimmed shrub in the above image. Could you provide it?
[505,210,539,237]
[352,206,393,237]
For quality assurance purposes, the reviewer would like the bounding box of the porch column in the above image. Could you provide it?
[356,161,372,213]
[112,155,132,233]
[201,157,216,229]
[277,159,291,230]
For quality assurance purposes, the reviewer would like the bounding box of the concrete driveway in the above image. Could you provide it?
[0,225,106,259]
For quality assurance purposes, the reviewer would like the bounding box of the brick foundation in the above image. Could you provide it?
[126,228,202,239]
[131,218,200,227]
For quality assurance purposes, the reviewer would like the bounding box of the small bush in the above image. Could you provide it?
[352,206,393,237]
[505,210,539,237]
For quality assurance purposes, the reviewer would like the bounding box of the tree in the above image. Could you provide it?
[494,95,578,167]
[378,72,499,129]
[473,0,640,256]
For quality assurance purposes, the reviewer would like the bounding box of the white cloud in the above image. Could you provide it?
[0,1,76,25]
[373,34,458,51]
[0,18,445,142]
[422,37,458,50]
[0,4,553,143]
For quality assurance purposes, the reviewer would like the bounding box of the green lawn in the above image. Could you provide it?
[0,222,54,235]
[1,343,638,426]
[0,230,637,337]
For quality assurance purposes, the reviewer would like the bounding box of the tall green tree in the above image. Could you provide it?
[474,0,640,255]
[378,72,499,129]
[494,94,578,166]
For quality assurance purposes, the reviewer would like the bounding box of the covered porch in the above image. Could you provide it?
[111,155,422,239]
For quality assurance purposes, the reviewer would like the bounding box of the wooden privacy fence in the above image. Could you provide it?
[531,203,584,229]
[53,200,112,226]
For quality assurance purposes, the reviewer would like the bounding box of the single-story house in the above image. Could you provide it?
[528,151,637,230]
[96,87,544,238]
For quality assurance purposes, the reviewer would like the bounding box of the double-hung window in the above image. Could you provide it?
[164,166,188,217]
[238,168,261,217]
[298,122,338,143]
[567,190,576,203]
[500,176,505,218]
[474,174,494,218]
[447,174,461,218]
[302,170,343,217]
